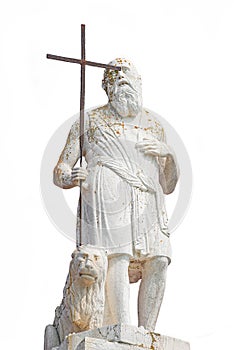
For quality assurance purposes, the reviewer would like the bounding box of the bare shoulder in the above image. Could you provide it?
[70,119,80,134]
[68,106,104,134]
[87,104,109,118]
[67,105,109,139]
[143,108,166,141]
[65,119,80,145]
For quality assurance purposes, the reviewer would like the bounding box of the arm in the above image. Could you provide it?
[157,148,179,194]
[136,128,179,194]
[158,128,179,194]
[53,121,81,189]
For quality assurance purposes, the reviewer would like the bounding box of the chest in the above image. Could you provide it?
[87,116,161,144]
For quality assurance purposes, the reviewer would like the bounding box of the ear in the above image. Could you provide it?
[71,249,79,259]
[102,78,107,93]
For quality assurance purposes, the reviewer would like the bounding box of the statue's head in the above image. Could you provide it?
[102,58,142,118]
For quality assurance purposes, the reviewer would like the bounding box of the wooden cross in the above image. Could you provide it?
[47,24,121,248]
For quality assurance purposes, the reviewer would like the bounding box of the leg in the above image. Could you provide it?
[103,287,115,325]
[138,256,169,331]
[105,254,131,324]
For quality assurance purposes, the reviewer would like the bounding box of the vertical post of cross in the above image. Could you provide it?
[78,24,86,247]
[46,24,121,249]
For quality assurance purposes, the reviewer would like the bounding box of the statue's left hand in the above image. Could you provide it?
[136,138,171,158]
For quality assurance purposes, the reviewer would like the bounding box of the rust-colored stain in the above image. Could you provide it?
[149,331,161,350]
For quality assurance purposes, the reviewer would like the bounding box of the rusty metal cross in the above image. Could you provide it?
[47,24,121,248]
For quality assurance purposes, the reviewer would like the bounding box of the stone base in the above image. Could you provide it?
[55,324,190,350]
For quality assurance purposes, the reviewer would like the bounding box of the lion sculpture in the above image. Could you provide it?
[44,245,108,350]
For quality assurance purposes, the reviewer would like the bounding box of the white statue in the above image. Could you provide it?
[53,58,179,332]
[44,246,108,350]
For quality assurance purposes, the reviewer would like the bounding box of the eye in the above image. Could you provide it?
[106,69,118,84]
[109,69,118,76]
[122,67,130,74]
[78,253,87,260]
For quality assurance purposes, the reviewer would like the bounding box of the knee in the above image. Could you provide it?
[107,254,130,280]
[144,256,168,276]
[106,255,130,297]
[108,254,130,269]
[155,256,169,270]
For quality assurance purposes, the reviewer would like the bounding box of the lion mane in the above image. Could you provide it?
[52,245,107,343]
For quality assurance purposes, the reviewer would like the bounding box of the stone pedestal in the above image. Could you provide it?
[55,324,190,350]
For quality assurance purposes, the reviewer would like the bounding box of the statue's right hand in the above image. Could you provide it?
[71,167,88,186]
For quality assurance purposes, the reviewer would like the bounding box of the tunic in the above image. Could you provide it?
[77,105,172,261]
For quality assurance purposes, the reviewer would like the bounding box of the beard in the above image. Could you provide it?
[109,84,142,118]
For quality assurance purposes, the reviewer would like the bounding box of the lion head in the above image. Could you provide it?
[54,245,108,341]
[70,245,107,287]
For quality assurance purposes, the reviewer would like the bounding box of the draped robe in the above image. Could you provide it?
[77,106,172,261]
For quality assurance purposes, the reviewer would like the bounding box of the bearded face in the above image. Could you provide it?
[103,58,142,118]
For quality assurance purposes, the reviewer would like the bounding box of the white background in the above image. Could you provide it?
[1,1,234,349]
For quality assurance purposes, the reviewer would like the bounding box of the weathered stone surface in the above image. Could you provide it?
[46,55,186,350]
[44,246,108,350]
[159,336,190,350]
[56,324,190,350]
[52,57,180,332]
[77,337,144,350]
[77,337,190,350]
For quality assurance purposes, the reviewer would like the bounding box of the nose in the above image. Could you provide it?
[85,258,93,269]
[118,70,125,80]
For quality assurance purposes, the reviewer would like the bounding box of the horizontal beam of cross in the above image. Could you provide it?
[47,54,121,71]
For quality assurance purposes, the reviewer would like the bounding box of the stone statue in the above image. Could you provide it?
[44,246,108,350]
[53,58,179,333]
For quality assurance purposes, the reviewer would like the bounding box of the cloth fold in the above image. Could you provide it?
[96,156,156,193]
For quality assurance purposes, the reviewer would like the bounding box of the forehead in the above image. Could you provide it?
[77,249,99,256]
[109,58,138,73]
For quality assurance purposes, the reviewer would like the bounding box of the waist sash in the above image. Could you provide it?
[95,156,156,193]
